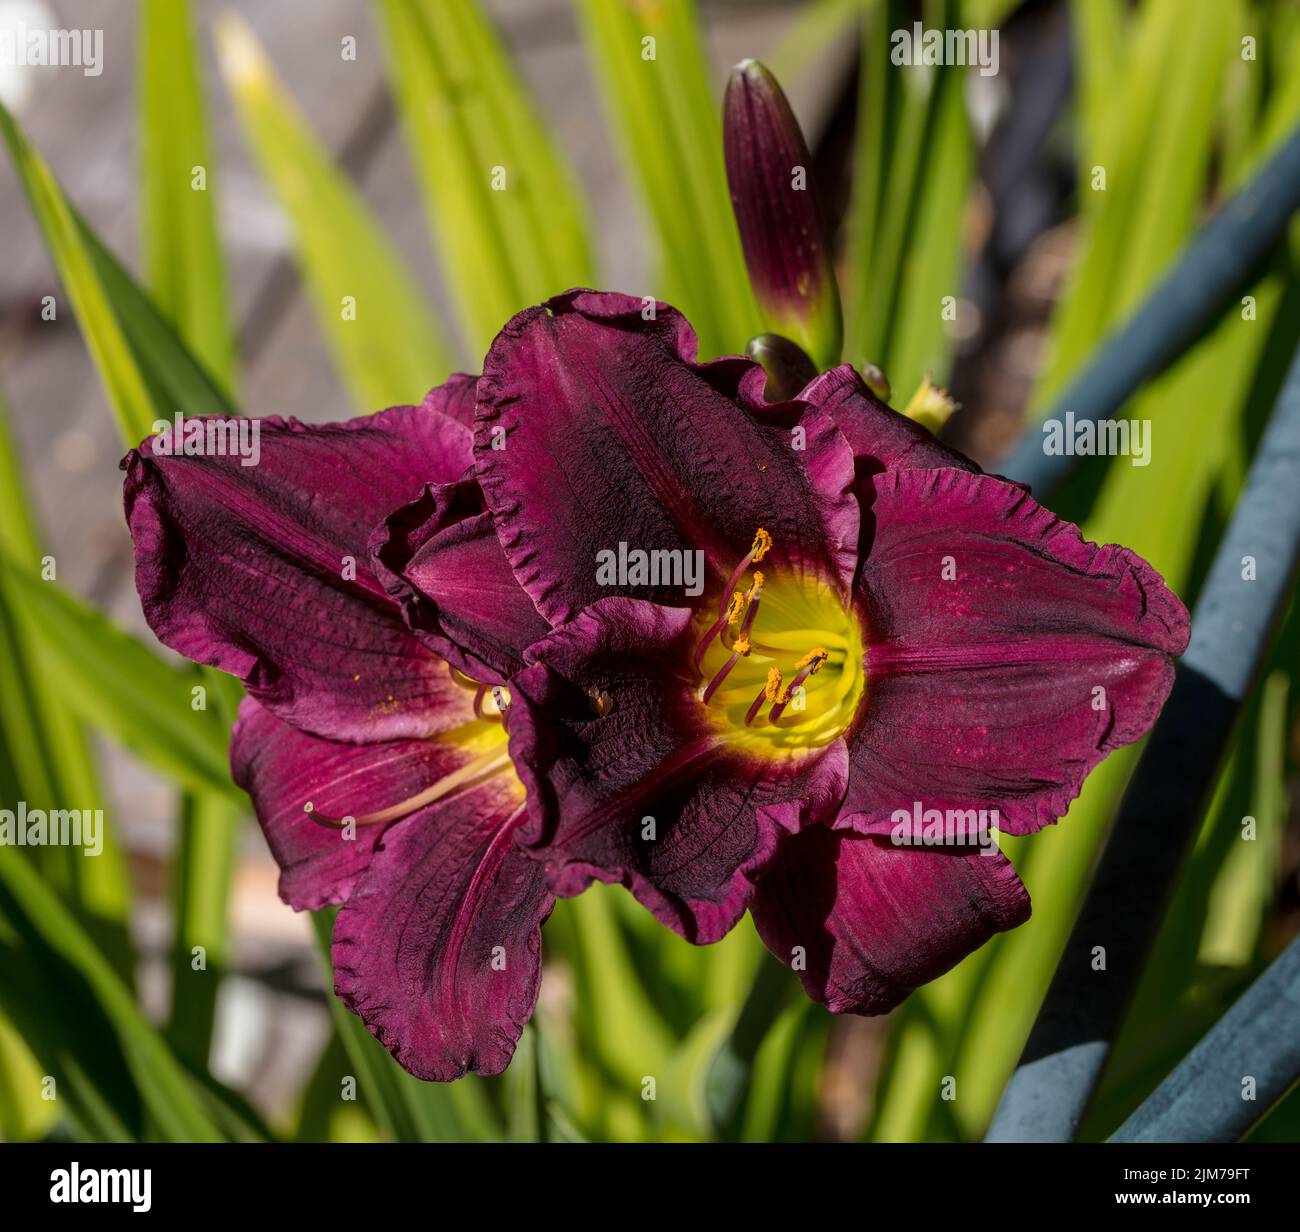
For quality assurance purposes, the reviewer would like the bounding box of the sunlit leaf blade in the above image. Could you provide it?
[375,0,595,357]
[0,104,155,444]
[307,909,500,1143]
[0,385,132,967]
[165,793,241,1069]
[0,850,224,1141]
[214,11,455,410]
[563,887,675,1095]
[1,101,233,439]
[0,1007,55,1141]
[764,0,861,87]
[139,0,236,393]
[573,0,759,357]
[0,553,237,802]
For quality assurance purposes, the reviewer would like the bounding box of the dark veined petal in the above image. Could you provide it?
[508,598,848,944]
[723,60,842,371]
[230,696,473,910]
[842,468,1190,836]
[419,371,478,430]
[370,485,548,685]
[331,773,553,1082]
[123,398,472,742]
[752,825,1030,1014]
[798,365,977,475]
[475,289,858,626]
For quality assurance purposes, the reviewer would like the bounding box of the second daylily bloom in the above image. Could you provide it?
[390,289,1189,1014]
[123,379,552,1080]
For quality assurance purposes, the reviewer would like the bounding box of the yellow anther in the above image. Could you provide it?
[726,589,747,626]
[764,666,783,702]
[751,570,765,593]
[734,634,751,656]
[751,528,773,562]
[795,648,829,675]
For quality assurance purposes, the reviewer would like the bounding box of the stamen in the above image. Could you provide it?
[744,667,783,726]
[696,574,761,670]
[702,651,741,704]
[769,650,829,723]
[694,528,775,673]
[717,528,774,620]
[303,746,511,829]
[736,572,764,642]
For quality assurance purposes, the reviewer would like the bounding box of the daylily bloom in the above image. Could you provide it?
[122,379,553,1080]
[387,289,1189,1017]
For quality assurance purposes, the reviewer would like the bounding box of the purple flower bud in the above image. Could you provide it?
[724,59,843,371]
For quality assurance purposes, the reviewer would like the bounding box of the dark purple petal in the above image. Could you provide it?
[509,598,848,943]
[419,372,478,431]
[723,60,842,370]
[230,696,471,910]
[842,468,1190,836]
[370,487,548,685]
[752,826,1030,1014]
[475,289,858,626]
[754,821,1024,1013]
[331,774,553,1081]
[798,365,977,475]
[123,402,472,742]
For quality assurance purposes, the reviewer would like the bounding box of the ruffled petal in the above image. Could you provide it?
[474,290,858,625]
[509,598,848,943]
[419,372,478,431]
[843,468,1190,835]
[370,487,548,685]
[331,774,553,1081]
[123,402,471,742]
[230,697,472,910]
[798,365,976,475]
[752,825,1030,1014]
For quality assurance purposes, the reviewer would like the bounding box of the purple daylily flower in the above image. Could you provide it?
[122,378,553,1080]
[122,282,1190,1076]
[390,288,1190,1016]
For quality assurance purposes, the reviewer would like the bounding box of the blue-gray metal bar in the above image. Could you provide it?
[998,123,1300,494]
[986,341,1300,1142]
[1110,935,1300,1142]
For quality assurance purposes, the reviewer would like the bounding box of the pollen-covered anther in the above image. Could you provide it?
[768,649,829,723]
[725,589,747,627]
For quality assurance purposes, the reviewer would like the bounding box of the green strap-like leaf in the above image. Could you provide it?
[0,849,223,1141]
[214,11,455,410]
[376,0,595,357]
[573,0,759,358]
[139,0,237,394]
[0,553,237,803]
